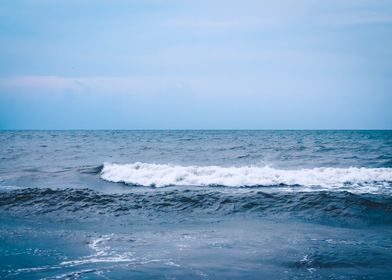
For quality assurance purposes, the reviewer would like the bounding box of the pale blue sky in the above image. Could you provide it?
[0,0,391,129]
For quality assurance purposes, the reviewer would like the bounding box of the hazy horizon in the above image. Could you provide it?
[1,128,392,131]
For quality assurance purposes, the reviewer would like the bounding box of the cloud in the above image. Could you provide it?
[0,75,193,96]
[316,10,392,27]
[166,18,277,30]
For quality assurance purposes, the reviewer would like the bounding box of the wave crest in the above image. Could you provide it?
[100,162,392,191]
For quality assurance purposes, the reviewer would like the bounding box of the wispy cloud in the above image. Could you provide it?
[0,75,193,96]
[166,18,277,30]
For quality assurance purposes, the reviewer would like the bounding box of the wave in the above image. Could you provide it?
[100,162,392,192]
[1,188,392,226]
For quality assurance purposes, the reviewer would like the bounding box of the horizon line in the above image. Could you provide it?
[1,128,391,131]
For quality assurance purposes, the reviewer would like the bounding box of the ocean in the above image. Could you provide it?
[0,130,391,279]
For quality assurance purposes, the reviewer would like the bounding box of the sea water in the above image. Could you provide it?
[0,130,391,279]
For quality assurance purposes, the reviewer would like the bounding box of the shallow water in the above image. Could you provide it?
[0,130,391,279]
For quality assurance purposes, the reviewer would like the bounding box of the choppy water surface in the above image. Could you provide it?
[0,130,391,279]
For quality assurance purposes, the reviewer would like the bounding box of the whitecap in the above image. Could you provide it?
[100,162,392,193]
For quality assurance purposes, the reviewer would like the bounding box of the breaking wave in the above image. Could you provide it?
[100,162,392,192]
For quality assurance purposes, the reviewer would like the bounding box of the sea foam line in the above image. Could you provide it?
[100,162,392,189]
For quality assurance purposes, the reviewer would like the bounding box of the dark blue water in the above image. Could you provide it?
[0,130,391,279]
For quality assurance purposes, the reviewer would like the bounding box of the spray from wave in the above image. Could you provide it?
[100,162,392,192]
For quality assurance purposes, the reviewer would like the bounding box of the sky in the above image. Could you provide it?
[0,0,391,129]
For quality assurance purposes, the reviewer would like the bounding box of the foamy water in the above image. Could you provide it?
[101,162,392,192]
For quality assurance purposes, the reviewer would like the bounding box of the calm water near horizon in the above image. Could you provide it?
[1,130,392,279]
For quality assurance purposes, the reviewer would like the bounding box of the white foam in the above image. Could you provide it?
[60,256,135,266]
[100,162,392,192]
[60,234,135,266]
[0,185,22,191]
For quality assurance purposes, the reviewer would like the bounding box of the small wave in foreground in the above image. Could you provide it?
[1,188,392,226]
